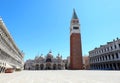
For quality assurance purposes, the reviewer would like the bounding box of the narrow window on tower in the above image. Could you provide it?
[76,20,79,23]
[72,20,75,23]
[73,27,79,29]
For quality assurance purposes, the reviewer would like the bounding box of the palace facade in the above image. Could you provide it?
[24,51,69,70]
[0,18,24,73]
[83,56,90,70]
[89,38,120,70]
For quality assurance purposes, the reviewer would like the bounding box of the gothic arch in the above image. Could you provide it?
[53,64,57,70]
[35,64,39,70]
[46,63,51,70]
[40,64,44,70]
[58,64,61,70]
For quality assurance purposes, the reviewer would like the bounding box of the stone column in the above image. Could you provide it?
[101,64,103,70]
[98,65,99,69]
[118,52,120,59]
[99,64,101,70]
[97,64,100,69]
[115,63,119,70]
[90,64,92,70]
[108,63,110,69]
[92,65,94,69]
[93,64,95,69]
[94,65,96,69]
[92,64,94,70]
[107,55,109,61]
[114,53,117,60]
[103,64,105,70]
[98,57,100,62]
[110,54,113,60]
[104,63,106,69]
[96,65,98,69]
[112,63,115,70]
[104,56,106,61]
[105,64,107,69]
[101,56,103,61]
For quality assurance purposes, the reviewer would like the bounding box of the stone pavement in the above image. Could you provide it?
[0,70,120,83]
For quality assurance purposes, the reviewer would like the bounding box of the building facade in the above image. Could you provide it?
[89,38,120,70]
[24,51,69,70]
[70,9,83,70]
[83,56,90,70]
[0,18,24,73]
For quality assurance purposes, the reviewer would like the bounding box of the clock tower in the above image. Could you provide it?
[70,9,83,70]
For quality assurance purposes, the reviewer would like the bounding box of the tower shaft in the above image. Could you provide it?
[70,9,83,70]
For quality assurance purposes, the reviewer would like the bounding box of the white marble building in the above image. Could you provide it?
[24,51,69,70]
[0,17,24,73]
[89,38,120,70]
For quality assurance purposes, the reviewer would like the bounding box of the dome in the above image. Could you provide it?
[46,51,53,58]
[39,54,44,59]
[56,53,62,59]
[35,56,39,60]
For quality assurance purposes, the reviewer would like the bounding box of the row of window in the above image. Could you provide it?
[90,63,120,70]
[90,52,120,63]
[0,49,22,67]
[0,28,23,60]
[0,32,23,61]
[90,43,120,56]
[0,62,6,66]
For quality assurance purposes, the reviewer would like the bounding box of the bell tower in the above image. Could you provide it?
[70,9,83,70]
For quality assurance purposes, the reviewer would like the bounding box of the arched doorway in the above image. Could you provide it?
[28,67,30,70]
[46,63,51,70]
[40,64,44,70]
[65,64,68,69]
[35,64,39,70]
[58,64,61,70]
[53,64,56,70]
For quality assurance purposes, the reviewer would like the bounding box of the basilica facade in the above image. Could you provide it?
[24,51,69,70]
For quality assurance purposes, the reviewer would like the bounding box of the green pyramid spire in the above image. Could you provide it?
[72,9,78,19]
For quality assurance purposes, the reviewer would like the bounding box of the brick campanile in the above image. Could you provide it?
[70,9,83,70]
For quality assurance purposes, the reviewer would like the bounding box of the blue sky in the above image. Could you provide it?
[0,0,120,61]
